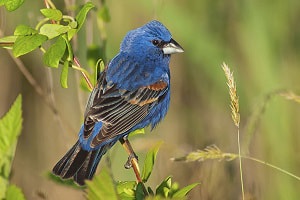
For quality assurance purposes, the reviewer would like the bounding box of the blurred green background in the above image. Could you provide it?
[1,0,300,199]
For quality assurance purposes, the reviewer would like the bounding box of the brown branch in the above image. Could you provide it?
[119,137,142,183]
[73,56,93,90]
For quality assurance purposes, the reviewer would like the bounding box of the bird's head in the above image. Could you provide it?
[120,20,184,56]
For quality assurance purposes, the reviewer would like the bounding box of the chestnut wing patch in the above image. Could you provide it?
[83,77,168,148]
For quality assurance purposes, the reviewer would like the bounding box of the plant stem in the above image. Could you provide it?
[242,155,300,181]
[237,127,245,200]
[73,57,93,90]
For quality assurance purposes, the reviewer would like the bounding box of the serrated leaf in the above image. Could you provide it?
[40,24,70,40]
[141,141,163,182]
[13,34,48,57]
[172,183,199,198]
[40,8,63,21]
[60,61,69,88]
[156,176,172,197]
[43,36,66,68]
[14,25,37,36]
[0,95,22,155]
[97,5,110,22]
[86,167,118,200]
[4,0,24,11]
[46,172,82,189]
[5,184,25,200]
[0,95,22,199]
[68,2,95,39]
[135,182,145,200]
[0,36,17,49]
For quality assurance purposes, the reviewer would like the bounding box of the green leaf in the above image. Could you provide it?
[13,34,48,57]
[129,128,145,137]
[172,183,199,198]
[135,182,145,200]
[60,61,69,88]
[5,185,25,200]
[40,8,63,21]
[86,167,118,200]
[0,95,22,155]
[97,5,110,22]
[4,0,24,11]
[156,176,172,197]
[43,36,66,68]
[116,181,136,194]
[0,36,17,49]
[141,141,163,182]
[68,2,95,39]
[117,181,136,200]
[40,24,70,40]
[0,95,22,199]
[14,25,37,36]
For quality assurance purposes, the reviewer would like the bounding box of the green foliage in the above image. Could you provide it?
[13,34,48,57]
[141,141,162,182]
[0,95,25,199]
[61,60,70,88]
[39,24,70,40]
[68,2,95,40]
[86,167,118,200]
[0,36,17,49]
[0,2,95,88]
[0,0,24,11]
[43,36,66,68]
[84,142,199,200]
[14,25,38,36]
[40,8,63,21]
[6,185,25,200]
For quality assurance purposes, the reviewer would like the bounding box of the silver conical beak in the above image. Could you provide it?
[162,38,184,55]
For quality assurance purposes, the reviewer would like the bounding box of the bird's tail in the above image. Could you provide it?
[52,140,112,185]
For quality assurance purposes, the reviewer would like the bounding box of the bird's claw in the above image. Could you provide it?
[124,153,138,169]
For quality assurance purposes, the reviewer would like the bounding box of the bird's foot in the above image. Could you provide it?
[124,153,138,169]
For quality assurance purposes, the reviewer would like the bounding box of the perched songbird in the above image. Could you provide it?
[52,20,184,185]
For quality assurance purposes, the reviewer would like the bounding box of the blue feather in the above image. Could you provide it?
[53,20,183,185]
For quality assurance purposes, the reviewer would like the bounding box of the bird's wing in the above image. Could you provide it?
[82,70,168,148]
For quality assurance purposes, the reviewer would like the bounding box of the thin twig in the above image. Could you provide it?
[73,56,93,90]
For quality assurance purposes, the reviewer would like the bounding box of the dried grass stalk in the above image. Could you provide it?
[221,62,240,127]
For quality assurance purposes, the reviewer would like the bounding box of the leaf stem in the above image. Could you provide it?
[242,155,300,181]
[73,57,93,90]
[44,0,56,9]
[35,18,50,31]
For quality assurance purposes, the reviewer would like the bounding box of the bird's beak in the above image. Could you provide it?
[162,38,184,55]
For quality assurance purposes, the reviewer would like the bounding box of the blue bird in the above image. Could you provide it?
[52,20,184,185]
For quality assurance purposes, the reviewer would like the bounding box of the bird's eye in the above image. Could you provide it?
[152,39,160,46]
